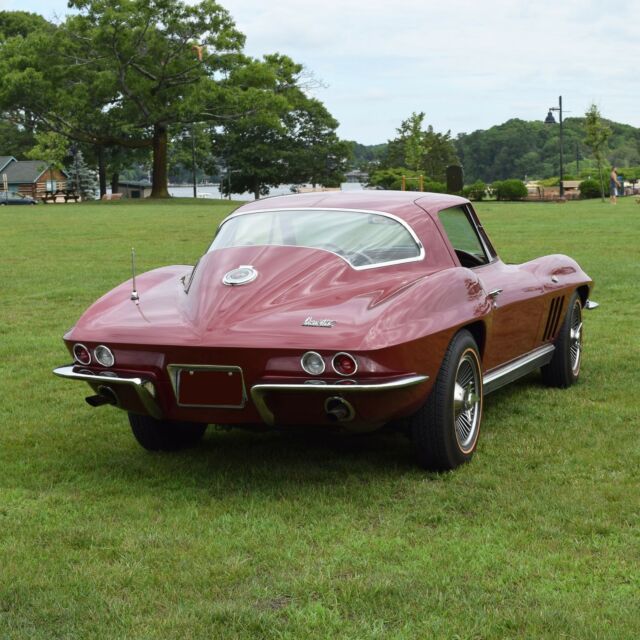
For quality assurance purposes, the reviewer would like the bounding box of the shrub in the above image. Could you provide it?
[462,180,486,201]
[368,168,425,191]
[579,178,605,199]
[424,181,446,193]
[492,179,528,201]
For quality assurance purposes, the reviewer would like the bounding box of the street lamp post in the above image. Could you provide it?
[545,96,564,197]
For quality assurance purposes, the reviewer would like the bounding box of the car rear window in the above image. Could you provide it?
[209,208,423,269]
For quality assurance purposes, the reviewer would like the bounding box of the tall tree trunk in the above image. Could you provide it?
[253,177,260,200]
[597,157,605,203]
[111,172,120,194]
[150,123,170,198]
[97,146,107,197]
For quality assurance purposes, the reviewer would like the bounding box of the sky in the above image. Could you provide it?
[3,0,639,144]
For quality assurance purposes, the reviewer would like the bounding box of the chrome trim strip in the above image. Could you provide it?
[209,207,425,271]
[483,345,555,395]
[166,364,247,409]
[52,365,162,419]
[250,374,429,426]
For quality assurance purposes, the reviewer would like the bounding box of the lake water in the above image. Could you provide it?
[168,183,365,200]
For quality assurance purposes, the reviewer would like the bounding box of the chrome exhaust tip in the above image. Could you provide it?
[324,396,355,422]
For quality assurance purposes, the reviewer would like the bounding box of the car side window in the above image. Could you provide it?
[438,206,490,268]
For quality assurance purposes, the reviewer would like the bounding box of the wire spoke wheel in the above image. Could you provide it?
[569,301,583,376]
[453,352,481,453]
[409,330,483,471]
[541,290,584,388]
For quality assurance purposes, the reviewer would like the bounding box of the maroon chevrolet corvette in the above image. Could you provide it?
[54,191,597,470]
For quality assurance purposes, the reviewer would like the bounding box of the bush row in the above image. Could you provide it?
[463,178,610,200]
[368,170,610,201]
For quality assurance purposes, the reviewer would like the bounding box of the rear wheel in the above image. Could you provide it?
[128,413,207,451]
[409,330,483,471]
[541,291,582,388]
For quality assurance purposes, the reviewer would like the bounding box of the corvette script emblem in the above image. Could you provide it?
[302,316,336,328]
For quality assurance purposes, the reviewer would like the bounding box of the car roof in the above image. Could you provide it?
[235,190,469,226]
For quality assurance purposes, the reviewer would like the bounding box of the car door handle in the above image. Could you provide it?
[487,289,503,307]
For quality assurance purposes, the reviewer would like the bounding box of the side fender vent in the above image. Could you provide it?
[543,296,564,341]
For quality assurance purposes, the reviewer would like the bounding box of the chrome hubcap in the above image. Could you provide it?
[453,352,481,453]
[570,301,582,375]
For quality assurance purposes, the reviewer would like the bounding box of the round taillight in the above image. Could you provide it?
[301,351,325,375]
[73,343,91,365]
[94,345,115,367]
[332,352,358,376]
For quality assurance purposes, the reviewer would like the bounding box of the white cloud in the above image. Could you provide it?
[7,0,640,142]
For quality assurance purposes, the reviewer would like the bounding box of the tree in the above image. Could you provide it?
[382,112,459,182]
[0,1,246,198]
[66,149,99,199]
[0,118,36,158]
[25,131,69,190]
[216,54,350,199]
[0,11,55,160]
[583,104,612,202]
[168,123,217,186]
[0,10,52,41]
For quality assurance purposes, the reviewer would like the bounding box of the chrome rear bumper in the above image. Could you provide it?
[250,375,429,426]
[53,365,162,419]
[54,364,428,427]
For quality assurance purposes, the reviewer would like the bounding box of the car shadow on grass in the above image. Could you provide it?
[43,372,558,496]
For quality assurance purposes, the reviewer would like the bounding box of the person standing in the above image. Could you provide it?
[610,167,621,204]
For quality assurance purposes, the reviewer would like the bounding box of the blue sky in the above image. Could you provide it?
[3,0,638,144]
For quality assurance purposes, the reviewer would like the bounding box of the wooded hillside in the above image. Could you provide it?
[352,118,640,184]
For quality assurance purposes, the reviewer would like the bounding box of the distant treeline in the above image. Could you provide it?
[349,118,640,184]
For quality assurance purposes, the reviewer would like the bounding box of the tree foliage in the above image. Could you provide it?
[454,116,640,184]
[66,149,99,199]
[215,54,350,199]
[367,167,445,192]
[0,118,36,158]
[0,10,52,41]
[0,1,246,197]
[382,112,459,182]
[368,167,416,191]
[0,5,348,199]
[583,104,612,202]
[25,131,69,170]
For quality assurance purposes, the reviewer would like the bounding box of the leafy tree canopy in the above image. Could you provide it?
[215,54,351,199]
[356,116,640,185]
[0,10,52,42]
[0,0,246,197]
[381,112,459,182]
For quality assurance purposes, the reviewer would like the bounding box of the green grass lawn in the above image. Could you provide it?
[0,196,638,639]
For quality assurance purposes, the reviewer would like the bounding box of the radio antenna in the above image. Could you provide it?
[130,248,139,303]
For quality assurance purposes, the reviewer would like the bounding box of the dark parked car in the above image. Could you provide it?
[0,191,37,205]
